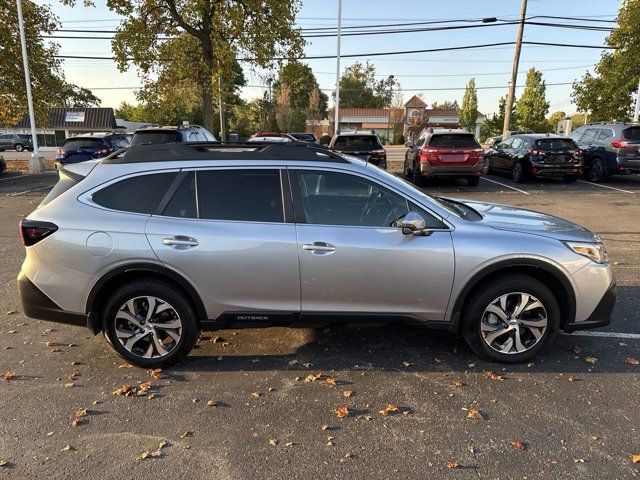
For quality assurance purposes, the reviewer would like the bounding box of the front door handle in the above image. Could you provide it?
[163,236,199,248]
[302,242,336,254]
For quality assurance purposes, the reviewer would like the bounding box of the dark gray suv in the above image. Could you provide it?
[568,122,640,182]
[0,133,33,152]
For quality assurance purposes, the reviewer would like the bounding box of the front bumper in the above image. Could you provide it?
[18,271,87,327]
[563,279,616,332]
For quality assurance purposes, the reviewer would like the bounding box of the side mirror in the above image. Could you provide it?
[404,141,413,148]
[401,211,428,235]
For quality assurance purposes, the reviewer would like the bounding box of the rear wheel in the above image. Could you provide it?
[511,162,525,183]
[466,176,480,187]
[102,278,199,368]
[462,274,560,363]
[14,144,24,152]
[563,174,578,183]
[587,157,606,182]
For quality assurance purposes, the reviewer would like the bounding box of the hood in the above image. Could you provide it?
[451,198,598,242]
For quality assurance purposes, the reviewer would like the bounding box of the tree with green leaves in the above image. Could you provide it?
[515,68,549,132]
[572,0,640,121]
[338,62,400,108]
[0,0,98,127]
[430,100,458,110]
[458,78,478,132]
[272,61,327,131]
[480,96,518,141]
[547,111,567,133]
[62,0,304,134]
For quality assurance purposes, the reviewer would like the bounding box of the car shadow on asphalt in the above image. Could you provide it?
[172,286,638,376]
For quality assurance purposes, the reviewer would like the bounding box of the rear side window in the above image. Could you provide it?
[197,169,283,223]
[92,172,176,214]
[40,171,80,208]
[333,135,382,150]
[623,126,640,142]
[429,134,479,148]
[130,131,181,146]
[535,138,578,151]
[63,139,103,150]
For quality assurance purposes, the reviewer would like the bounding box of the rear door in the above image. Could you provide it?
[492,137,514,170]
[290,168,454,320]
[0,135,9,149]
[145,167,301,321]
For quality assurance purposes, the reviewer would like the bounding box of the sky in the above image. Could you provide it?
[42,0,621,117]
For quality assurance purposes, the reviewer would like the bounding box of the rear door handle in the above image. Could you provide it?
[302,242,336,254]
[163,236,199,248]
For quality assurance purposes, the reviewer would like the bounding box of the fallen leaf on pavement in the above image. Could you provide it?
[207,400,218,406]
[0,460,7,466]
[585,357,597,365]
[74,408,88,418]
[631,454,640,464]
[117,363,133,369]
[180,431,192,438]
[211,336,224,343]
[451,381,463,388]
[268,439,278,446]
[401,360,412,367]
[320,424,329,431]
[5,310,16,315]
[434,357,442,364]
[466,409,484,420]
[511,441,525,450]
[150,369,162,379]
[446,461,460,469]
[61,445,73,452]
[378,404,399,416]
[250,392,260,399]
[325,377,337,387]
[483,371,503,381]
[3,371,16,381]
[335,406,349,418]
[572,345,582,354]
[342,390,353,398]
[573,458,585,463]
[625,357,639,365]
[113,382,152,397]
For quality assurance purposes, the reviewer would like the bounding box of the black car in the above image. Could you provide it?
[55,132,131,165]
[485,134,582,183]
[328,133,387,169]
[568,122,640,182]
[288,132,318,143]
[131,125,217,145]
[0,133,33,152]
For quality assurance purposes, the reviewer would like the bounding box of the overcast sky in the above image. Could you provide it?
[45,0,620,116]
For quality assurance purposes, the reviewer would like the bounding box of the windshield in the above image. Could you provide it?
[535,138,578,151]
[333,135,382,150]
[131,131,181,145]
[429,134,479,148]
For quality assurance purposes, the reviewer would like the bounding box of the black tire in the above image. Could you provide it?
[102,278,200,368]
[412,161,425,186]
[511,162,526,183]
[563,175,578,184]
[461,274,560,363]
[466,176,480,187]
[483,162,491,175]
[587,157,606,183]
[14,144,24,152]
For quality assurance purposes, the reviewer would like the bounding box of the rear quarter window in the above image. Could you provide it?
[429,134,479,148]
[92,172,176,214]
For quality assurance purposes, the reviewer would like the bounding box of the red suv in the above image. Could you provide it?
[404,128,484,186]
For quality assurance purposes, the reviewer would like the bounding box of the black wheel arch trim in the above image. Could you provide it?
[448,258,577,333]
[86,263,208,334]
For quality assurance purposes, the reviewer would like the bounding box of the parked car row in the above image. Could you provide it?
[0,133,34,152]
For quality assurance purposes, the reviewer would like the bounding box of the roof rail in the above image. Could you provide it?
[102,141,348,164]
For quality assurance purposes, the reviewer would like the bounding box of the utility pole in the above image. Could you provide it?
[634,77,640,122]
[386,75,394,144]
[333,0,342,136]
[503,0,528,138]
[16,0,43,173]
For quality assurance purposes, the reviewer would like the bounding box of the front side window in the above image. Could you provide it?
[197,169,283,223]
[295,170,412,228]
[511,138,525,149]
[92,172,176,214]
[580,128,600,143]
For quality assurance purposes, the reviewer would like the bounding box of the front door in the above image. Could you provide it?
[146,168,300,321]
[290,168,455,321]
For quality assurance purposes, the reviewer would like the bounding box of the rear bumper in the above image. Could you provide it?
[18,271,87,327]
[615,157,640,173]
[563,279,616,332]
[418,162,483,177]
[530,162,581,177]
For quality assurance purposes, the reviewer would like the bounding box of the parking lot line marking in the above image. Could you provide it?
[563,331,640,340]
[481,177,530,195]
[8,185,52,196]
[0,173,24,182]
[577,180,635,194]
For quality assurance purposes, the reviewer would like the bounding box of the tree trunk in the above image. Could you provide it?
[202,85,215,134]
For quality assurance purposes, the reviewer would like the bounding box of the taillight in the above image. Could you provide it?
[19,220,58,246]
[611,139,629,148]
[56,148,63,156]
[371,149,386,156]
[420,147,437,163]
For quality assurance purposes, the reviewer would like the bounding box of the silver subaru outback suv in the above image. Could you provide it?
[18,142,616,367]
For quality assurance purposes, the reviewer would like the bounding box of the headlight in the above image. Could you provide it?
[565,241,608,264]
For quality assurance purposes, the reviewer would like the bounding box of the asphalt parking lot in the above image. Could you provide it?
[1,170,639,479]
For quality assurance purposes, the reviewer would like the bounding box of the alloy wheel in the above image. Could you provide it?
[114,296,182,359]
[589,159,604,182]
[480,292,548,355]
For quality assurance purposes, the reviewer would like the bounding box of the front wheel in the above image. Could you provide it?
[15,144,24,152]
[587,157,606,183]
[102,278,199,368]
[462,274,560,363]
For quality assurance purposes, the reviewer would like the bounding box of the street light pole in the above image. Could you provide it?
[503,0,528,138]
[333,0,342,136]
[16,0,43,173]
